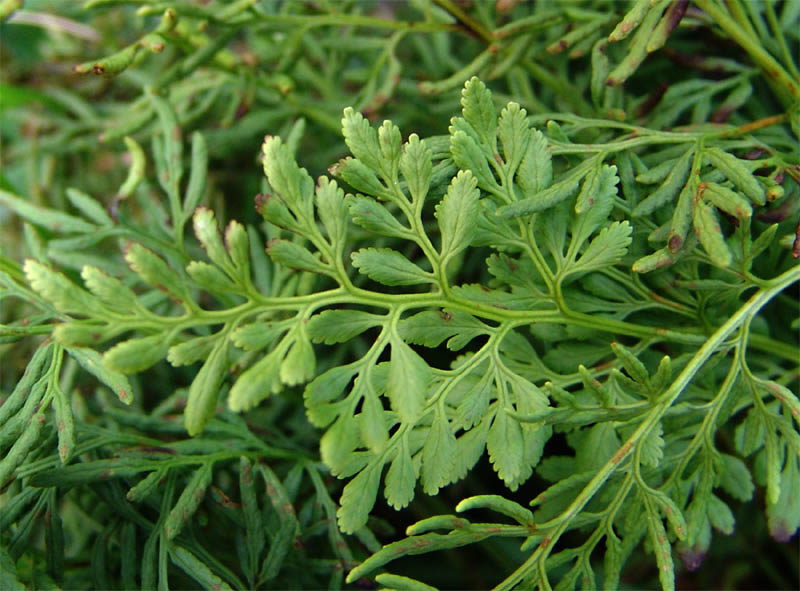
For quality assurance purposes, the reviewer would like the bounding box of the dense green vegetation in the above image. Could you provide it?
[1,1,798,589]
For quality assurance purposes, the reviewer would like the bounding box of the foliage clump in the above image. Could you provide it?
[1,1,798,589]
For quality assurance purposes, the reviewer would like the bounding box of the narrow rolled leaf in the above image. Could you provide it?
[705,147,765,205]
[65,188,113,226]
[456,494,534,525]
[184,132,208,216]
[633,149,692,216]
[67,346,134,404]
[0,189,97,233]
[694,199,732,267]
[184,338,227,436]
[351,247,434,286]
[608,0,651,41]
[169,545,232,591]
[164,463,213,539]
[703,182,752,220]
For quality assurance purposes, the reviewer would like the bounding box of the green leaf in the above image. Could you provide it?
[307,309,385,344]
[124,243,192,303]
[0,189,97,233]
[103,334,170,373]
[305,364,359,427]
[436,170,480,260]
[460,77,496,148]
[703,182,752,220]
[184,338,227,435]
[497,102,530,175]
[347,194,411,237]
[267,239,330,274]
[351,248,434,286]
[228,347,283,412]
[387,338,431,424]
[487,407,524,488]
[186,261,239,293]
[717,453,754,501]
[315,177,347,247]
[338,460,382,533]
[342,107,384,177]
[567,221,632,276]
[385,441,416,510]
[331,157,387,198]
[497,172,581,218]
[167,333,218,366]
[456,494,534,525]
[279,331,315,386]
[767,454,800,542]
[399,134,432,204]
[320,414,361,475]
[707,494,735,535]
[81,266,141,312]
[398,309,486,351]
[421,410,457,494]
[193,207,232,273]
[639,423,665,468]
[516,127,552,197]
[66,346,134,405]
[262,135,315,213]
[449,129,499,194]
[378,119,402,178]
[24,260,107,317]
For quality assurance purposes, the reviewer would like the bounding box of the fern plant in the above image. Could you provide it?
[2,1,799,589]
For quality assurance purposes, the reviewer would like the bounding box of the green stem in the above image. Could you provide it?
[496,262,800,591]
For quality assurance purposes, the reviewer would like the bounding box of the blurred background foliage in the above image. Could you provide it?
[1,0,798,589]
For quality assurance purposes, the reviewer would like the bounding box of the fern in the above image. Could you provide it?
[2,1,799,589]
